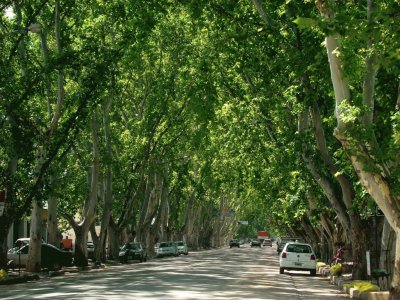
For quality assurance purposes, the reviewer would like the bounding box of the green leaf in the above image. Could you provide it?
[292,17,317,30]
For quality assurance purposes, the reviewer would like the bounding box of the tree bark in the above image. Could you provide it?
[64,116,100,267]
[47,0,65,247]
[107,217,120,260]
[310,102,368,279]
[380,219,396,277]
[318,1,400,293]
[26,146,46,272]
[95,98,113,262]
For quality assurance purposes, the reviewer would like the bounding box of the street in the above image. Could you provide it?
[0,244,348,299]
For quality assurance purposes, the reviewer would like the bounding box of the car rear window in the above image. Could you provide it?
[286,244,312,253]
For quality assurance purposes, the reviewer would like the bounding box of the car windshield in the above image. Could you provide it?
[159,243,168,248]
[286,244,312,253]
[176,242,184,246]
[123,243,138,250]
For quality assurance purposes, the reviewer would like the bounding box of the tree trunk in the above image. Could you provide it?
[107,218,120,260]
[160,171,170,241]
[47,0,65,248]
[380,219,396,277]
[26,146,46,272]
[309,102,368,279]
[74,227,88,267]
[0,159,18,268]
[92,97,113,263]
[47,175,58,247]
[137,172,153,242]
[0,218,11,269]
[391,230,400,299]
[319,4,400,292]
[26,199,43,272]
[63,116,100,267]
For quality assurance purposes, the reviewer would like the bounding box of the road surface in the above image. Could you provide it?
[0,243,348,299]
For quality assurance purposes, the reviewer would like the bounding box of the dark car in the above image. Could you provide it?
[250,239,262,247]
[229,239,240,248]
[119,242,148,263]
[7,243,73,270]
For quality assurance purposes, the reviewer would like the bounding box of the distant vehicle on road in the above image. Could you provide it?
[119,242,148,263]
[155,242,179,258]
[257,231,270,241]
[279,242,317,276]
[262,238,273,247]
[229,239,240,248]
[175,241,189,255]
[7,243,73,270]
[250,240,262,247]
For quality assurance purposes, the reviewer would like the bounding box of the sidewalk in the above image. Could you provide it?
[0,259,121,285]
[318,265,390,300]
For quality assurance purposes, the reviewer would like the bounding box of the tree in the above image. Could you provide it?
[316,0,400,296]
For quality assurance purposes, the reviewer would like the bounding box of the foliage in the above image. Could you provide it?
[343,281,380,294]
[330,263,343,276]
[0,269,8,281]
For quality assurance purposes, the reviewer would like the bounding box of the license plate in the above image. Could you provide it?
[294,262,303,266]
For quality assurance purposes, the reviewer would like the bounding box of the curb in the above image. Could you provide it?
[0,274,40,285]
[317,266,390,300]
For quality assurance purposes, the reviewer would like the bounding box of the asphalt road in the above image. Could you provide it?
[0,244,348,300]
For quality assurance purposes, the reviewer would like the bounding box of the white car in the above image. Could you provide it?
[155,241,179,258]
[175,241,189,255]
[279,242,317,276]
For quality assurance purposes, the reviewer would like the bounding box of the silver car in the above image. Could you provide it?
[175,241,189,255]
[155,241,179,258]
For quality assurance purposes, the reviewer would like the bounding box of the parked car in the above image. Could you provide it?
[87,241,95,260]
[262,238,273,247]
[250,239,261,247]
[155,241,178,258]
[279,242,317,276]
[8,238,46,254]
[277,237,303,253]
[175,241,189,255]
[119,242,148,263]
[7,243,73,270]
[229,239,240,248]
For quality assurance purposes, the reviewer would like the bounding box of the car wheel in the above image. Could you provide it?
[279,267,284,274]
[184,252,188,255]
[310,269,316,276]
